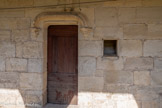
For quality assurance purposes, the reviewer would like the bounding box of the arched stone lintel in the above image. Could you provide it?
[33,12,89,28]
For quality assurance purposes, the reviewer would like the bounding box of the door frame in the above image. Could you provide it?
[33,12,89,106]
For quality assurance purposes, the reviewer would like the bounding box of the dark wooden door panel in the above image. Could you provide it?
[47,25,78,105]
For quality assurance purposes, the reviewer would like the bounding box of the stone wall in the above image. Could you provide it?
[0,0,162,108]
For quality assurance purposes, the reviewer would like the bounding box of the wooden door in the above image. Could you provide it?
[47,25,78,105]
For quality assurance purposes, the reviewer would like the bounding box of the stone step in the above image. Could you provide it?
[44,104,78,108]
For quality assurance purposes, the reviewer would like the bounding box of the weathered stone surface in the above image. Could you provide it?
[134,88,159,101]
[95,69,104,77]
[0,57,5,72]
[148,24,162,39]
[117,100,139,108]
[78,93,93,108]
[79,27,94,40]
[0,10,24,18]
[118,40,142,57]
[4,0,34,8]
[142,0,162,6]
[151,71,162,86]
[124,58,153,70]
[105,84,130,93]
[78,77,104,92]
[30,28,43,42]
[6,58,27,72]
[0,42,15,57]
[12,30,30,42]
[23,90,42,107]
[144,40,162,57]
[22,42,43,58]
[79,41,102,57]
[154,58,162,70]
[0,30,11,41]
[20,73,42,90]
[94,27,123,39]
[104,70,133,85]
[134,71,151,86]
[78,57,96,77]
[124,0,142,7]
[142,100,159,108]
[79,8,94,27]
[17,18,31,29]
[137,7,162,23]
[28,59,43,73]
[97,57,123,70]
[95,7,118,26]
[118,8,136,24]
[16,42,23,58]
[0,88,23,107]
[93,93,116,108]
[34,0,57,6]
[0,72,19,88]
[0,18,17,29]
[123,24,147,39]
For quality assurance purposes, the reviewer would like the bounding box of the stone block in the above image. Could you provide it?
[137,7,162,23]
[6,58,27,72]
[118,8,136,24]
[154,58,162,70]
[0,10,24,18]
[30,28,43,42]
[12,30,30,42]
[0,30,11,41]
[28,59,43,73]
[95,69,104,77]
[0,72,19,88]
[0,18,17,29]
[22,42,43,58]
[78,92,93,108]
[17,18,31,29]
[151,71,162,86]
[123,24,147,39]
[142,0,162,7]
[79,8,94,27]
[134,88,159,101]
[94,27,123,39]
[134,71,151,86]
[117,100,139,108]
[144,40,162,57]
[104,70,133,85]
[148,24,162,39]
[0,42,15,57]
[34,0,57,6]
[95,7,118,26]
[23,90,42,106]
[79,27,94,41]
[118,40,142,57]
[124,0,142,7]
[0,57,5,72]
[4,0,34,8]
[16,42,23,58]
[20,73,42,90]
[93,94,116,108]
[97,57,123,70]
[105,84,130,93]
[124,58,153,70]
[78,57,96,77]
[79,41,102,57]
[78,77,104,92]
[142,101,159,108]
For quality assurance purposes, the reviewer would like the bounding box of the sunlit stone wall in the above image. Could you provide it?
[0,0,162,108]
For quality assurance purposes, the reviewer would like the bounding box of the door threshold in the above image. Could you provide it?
[44,103,78,108]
